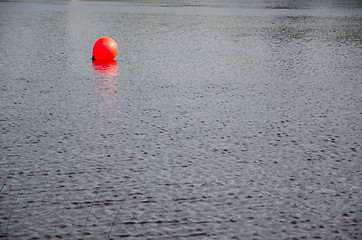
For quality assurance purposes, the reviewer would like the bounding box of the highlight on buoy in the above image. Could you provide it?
[92,37,118,60]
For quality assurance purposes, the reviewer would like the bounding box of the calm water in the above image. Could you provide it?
[0,0,361,239]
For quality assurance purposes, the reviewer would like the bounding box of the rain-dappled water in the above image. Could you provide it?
[0,0,361,239]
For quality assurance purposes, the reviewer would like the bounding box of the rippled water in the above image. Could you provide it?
[0,0,361,239]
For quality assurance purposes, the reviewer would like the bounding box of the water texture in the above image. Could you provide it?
[0,0,361,239]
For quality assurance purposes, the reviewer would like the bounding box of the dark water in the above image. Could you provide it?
[0,0,361,239]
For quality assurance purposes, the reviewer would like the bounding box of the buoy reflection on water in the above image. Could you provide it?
[92,60,118,79]
[92,60,120,122]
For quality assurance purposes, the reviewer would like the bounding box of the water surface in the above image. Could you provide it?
[0,0,361,239]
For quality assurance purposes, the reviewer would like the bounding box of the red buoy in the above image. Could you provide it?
[92,37,118,60]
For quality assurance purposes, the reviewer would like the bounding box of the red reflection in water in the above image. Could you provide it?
[92,60,119,78]
[92,60,120,122]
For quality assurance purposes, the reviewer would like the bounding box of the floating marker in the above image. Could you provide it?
[92,37,118,60]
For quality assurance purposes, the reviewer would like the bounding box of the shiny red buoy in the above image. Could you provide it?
[92,37,118,60]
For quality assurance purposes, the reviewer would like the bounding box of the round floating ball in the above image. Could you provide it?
[92,37,118,60]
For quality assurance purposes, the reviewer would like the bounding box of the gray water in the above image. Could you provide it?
[0,0,361,239]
